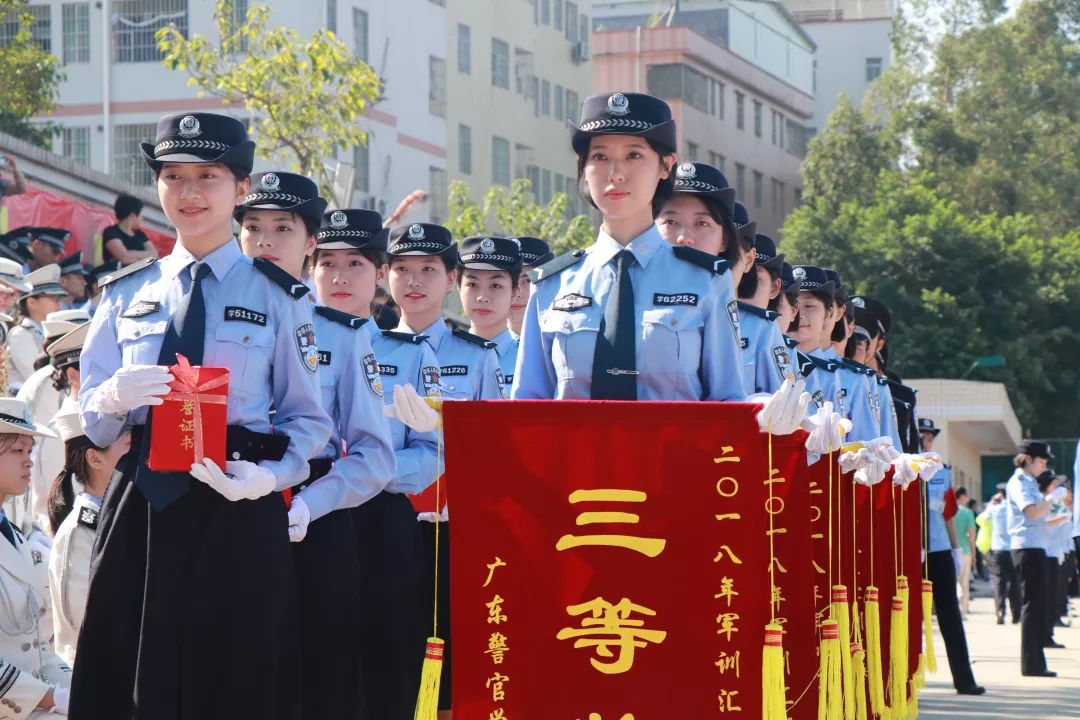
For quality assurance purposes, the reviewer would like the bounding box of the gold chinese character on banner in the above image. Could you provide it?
[715,650,741,677]
[715,612,740,641]
[483,557,507,588]
[556,597,667,675]
[180,435,194,451]
[715,577,738,607]
[182,401,195,415]
[718,689,742,712]
[580,715,635,720]
[556,489,666,558]
[486,632,509,665]
[178,418,195,433]
[489,710,507,720]
[713,545,743,565]
[486,595,507,625]
[486,672,509,702]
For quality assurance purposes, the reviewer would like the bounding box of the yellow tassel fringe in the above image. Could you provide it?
[763,623,789,720]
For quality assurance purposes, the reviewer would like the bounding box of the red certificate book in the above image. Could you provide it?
[147,354,229,472]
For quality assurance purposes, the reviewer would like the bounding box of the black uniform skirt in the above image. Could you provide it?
[353,491,427,720]
[69,442,299,720]
[291,459,366,720]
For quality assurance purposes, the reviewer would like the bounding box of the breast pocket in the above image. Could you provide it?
[318,365,338,417]
[438,367,475,401]
[541,309,600,382]
[641,307,704,375]
[210,322,275,395]
[116,317,168,366]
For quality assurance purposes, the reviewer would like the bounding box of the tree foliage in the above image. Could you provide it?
[444,179,595,255]
[156,0,381,199]
[0,0,62,147]
[784,0,1080,435]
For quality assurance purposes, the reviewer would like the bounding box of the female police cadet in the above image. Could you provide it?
[508,236,554,339]
[735,233,794,394]
[458,236,524,398]
[0,398,71,718]
[1006,440,1062,677]
[236,172,396,719]
[512,93,746,401]
[71,113,333,720]
[311,208,441,720]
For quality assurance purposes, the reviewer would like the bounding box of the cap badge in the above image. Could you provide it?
[793,267,807,281]
[676,162,696,180]
[329,211,348,229]
[510,237,522,249]
[607,93,630,116]
[408,224,425,240]
[178,115,202,139]
[260,173,281,192]
[852,297,865,308]
[480,237,496,253]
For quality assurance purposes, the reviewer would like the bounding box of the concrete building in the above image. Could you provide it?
[444,0,595,220]
[784,0,894,133]
[592,0,815,235]
[13,0,446,222]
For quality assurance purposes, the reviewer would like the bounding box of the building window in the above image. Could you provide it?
[554,83,564,121]
[113,0,188,63]
[866,57,883,82]
[735,92,745,131]
[492,38,510,89]
[708,151,725,173]
[113,123,156,185]
[753,101,763,138]
[709,79,725,118]
[753,171,763,209]
[61,4,90,63]
[554,0,563,30]
[457,23,470,74]
[458,124,472,174]
[353,141,369,194]
[735,163,746,199]
[326,0,336,33]
[540,0,550,25]
[62,126,90,166]
[429,56,446,117]
[541,79,551,116]
[2,4,51,52]
[771,178,780,213]
[352,8,367,62]
[541,168,552,205]
[778,180,786,214]
[794,188,803,207]
[492,136,511,186]
[686,142,699,162]
[429,167,448,223]
[565,2,577,42]
[645,63,709,113]
[566,89,579,123]
[579,14,589,56]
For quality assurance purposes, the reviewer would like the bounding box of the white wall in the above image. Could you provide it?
[727,0,815,97]
[799,17,891,130]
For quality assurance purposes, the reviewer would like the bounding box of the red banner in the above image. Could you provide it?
[446,401,806,717]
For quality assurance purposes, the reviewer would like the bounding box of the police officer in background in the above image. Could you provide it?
[920,418,985,695]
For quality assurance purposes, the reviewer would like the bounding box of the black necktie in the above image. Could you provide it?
[137,261,212,511]
[0,516,16,547]
[591,249,637,400]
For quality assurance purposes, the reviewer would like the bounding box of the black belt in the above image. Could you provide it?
[130,425,290,465]
[294,457,334,493]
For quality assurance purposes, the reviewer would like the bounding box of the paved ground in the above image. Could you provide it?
[918,576,1079,719]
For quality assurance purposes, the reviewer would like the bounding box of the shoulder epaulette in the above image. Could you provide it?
[841,358,874,376]
[877,375,889,386]
[77,504,100,530]
[784,335,799,350]
[381,330,428,345]
[253,257,309,300]
[98,257,156,288]
[314,305,368,330]
[736,301,779,321]
[796,351,816,377]
[672,245,730,275]
[453,328,496,349]
[530,250,584,282]
[809,355,839,373]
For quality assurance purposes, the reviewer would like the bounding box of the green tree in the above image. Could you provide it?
[0,0,62,147]
[156,0,380,199]
[444,179,594,255]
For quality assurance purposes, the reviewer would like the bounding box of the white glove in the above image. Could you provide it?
[915,452,944,481]
[287,496,311,543]
[383,383,439,433]
[95,364,174,415]
[865,436,901,464]
[854,455,890,486]
[839,447,869,474]
[952,547,964,577]
[51,687,69,715]
[1049,486,1067,504]
[756,378,811,436]
[802,402,853,454]
[890,454,919,489]
[189,458,277,502]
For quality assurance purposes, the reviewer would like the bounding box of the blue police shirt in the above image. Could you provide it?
[808,349,841,412]
[79,240,333,489]
[367,321,442,495]
[925,465,953,553]
[297,308,396,522]
[512,225,747,401]
[736,303,792,394]
[876,377,903,449]
[491,328,519,398]
[989,500,1010,552]
[397,318,503,401]
[1006,468,1048,550]
[840,360,881,442]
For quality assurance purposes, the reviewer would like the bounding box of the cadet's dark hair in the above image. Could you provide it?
[48,437,104,535]
[310,246,388,270]
[52,365,77,392]
[830,314,847,343]
[153,162,249,183]
[456,267,520,291]
[114,193,144,221]
[236,209,320,238]
[576,138,676,219]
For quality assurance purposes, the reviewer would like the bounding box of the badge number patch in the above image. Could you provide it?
[653,293,698,307]
[362,352,383,398]
[224,306,268,326]
[441,365,468,377]
[318,350,332,366]
[294,323,319,374]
